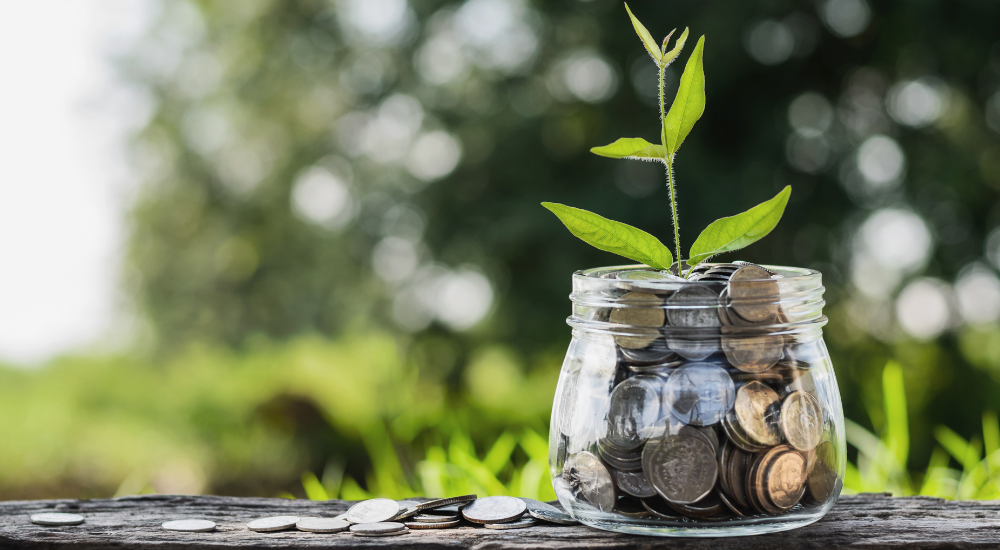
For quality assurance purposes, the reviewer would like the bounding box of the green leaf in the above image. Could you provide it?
[663,35,706,154]
[624,3,661,64]
[661,27,689,67]
[590,137,667,161]
[542,202,673,270]
[687,185,791,266]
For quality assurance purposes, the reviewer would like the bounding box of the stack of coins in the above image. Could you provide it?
[556,263,838,521]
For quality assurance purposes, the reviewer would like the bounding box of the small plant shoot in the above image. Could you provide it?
[544,3,791,277]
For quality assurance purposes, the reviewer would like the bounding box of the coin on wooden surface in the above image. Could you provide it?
[411,513,459,523]
[346,498,400,524]
[415,494,476,511]
[781,391,824,451]
[30,513,85,526]
[613,468,657,498]
[663,363,735,426]
[606,375,666,449]
[734,381,782,446]
[610,292,665,349]
[406,519,462,529]
[526,507,578,525]
[350,522,409,536]
[461,496,527,524]
[645,436,717,504]
[564,452,617,512]
[247,516,299,532]
[666,286,722,328]
[728,266,779,323]
[295,517,350,533]
[161,519,215,532]
[484,517,537,529]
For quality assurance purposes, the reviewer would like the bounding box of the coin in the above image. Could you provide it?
[667,491,724,517]
[564,452,617,512]
[610,292,665,349]
[665,332,720,361]
[161,519,215,532]
[645,436,717,504]
[607,375,665,449]
[806,440,839,504]
[640,496,683,519]
[751,446,792,514]
[722,333,783,373]
[780,391,824,451]
[663,363,735,426]
[597,440,643,471]
[666,286,722,328]
[347,498,400,524]
[406,519,461,529]
[628,359,683,374]
[729,266,780,323]
[247,516,300,532]
[734,381,782,446]
[764,448,807,510]
[411,513,459,522]
[295,517,350,533]
[30,513,85,526]
[727,447,752,508]
[732,261,777,276]
[461,496,527,524]
[350,522,409,536]
[392,505,419,520]
[721,411,768,453]
[484,517,537,529]
[718,489,748,518]
[526,507,577,525]
[620,343,676,365]
[613,468,657,498]
[416,494,477,511]
[614,496,651,518]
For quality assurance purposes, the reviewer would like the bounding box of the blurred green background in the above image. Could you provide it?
[4,0,1000,501]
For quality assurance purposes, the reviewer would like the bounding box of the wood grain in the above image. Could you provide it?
[1,493,999,549]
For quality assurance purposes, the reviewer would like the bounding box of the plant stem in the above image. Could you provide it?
[658,62,682,275]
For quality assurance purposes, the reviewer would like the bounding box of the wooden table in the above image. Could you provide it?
[1,493,998,548]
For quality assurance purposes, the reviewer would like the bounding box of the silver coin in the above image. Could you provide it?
[406,519,462,529]
[663,363,736,426]
[346,498,400,524]
[247,516,300,532]
[415,494,476,511]
[391,506,419,520]
[564,452,617,512]
[606,376,665,449]
[619,343,676,366]
[613,468,657,498]
[645,436,718,504]
[161,519,215,532]
[411,513,459,523]
[666,286,722,328]
[351,524,410,537]
[527,507,578,525]
[331,512,349,522]
[484,517,537,529]
[30,513,85,526]
[349,521,407,534]
[461,496,527,524]
[295,517,350,533]
[666,333,720,361]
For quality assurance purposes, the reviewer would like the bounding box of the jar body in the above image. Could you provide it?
[549,264,844,537]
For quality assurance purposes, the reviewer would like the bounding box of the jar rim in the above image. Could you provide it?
[574,264,821,285]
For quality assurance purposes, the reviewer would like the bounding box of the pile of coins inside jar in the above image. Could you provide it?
[556,262,840,521]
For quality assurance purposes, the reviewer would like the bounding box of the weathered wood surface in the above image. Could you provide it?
[0,493,998,549]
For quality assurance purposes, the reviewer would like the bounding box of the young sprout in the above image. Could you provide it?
[543,3,791,277]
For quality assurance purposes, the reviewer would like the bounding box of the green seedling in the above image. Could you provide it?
[543,3,791,276]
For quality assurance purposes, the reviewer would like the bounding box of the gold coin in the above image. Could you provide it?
[752,446,789,515]
[728,266,779,324]
[726,446,752,509]
[734,381,782,446]
[780,391,824,451]
[764,449,807,510]
[721,412,767,453]
[722,333,783,373]
[609,292,664,349]
[806,440,839,504]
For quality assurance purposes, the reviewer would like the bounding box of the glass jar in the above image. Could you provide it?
[549,264,844,537]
